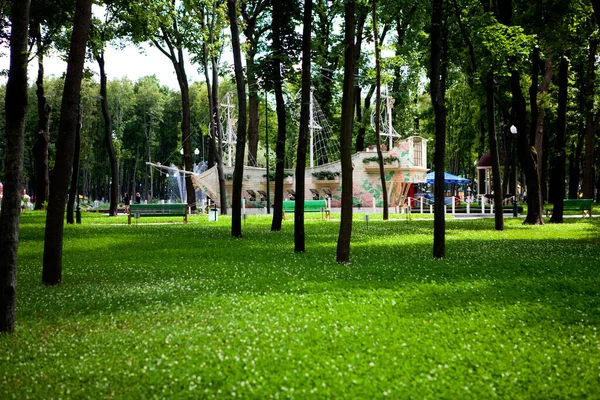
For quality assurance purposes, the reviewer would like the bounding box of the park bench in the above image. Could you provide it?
[128,203,188,225]
[545,199,593,217]
[282,199,330,220]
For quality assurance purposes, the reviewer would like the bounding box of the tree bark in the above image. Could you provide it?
[153,23,197,211]
[486,74,504,230]
[294,0,313,253]
[42,0,93,285]
[97,52,119,216]
[228,0,247,238]
[372,0,388,221]
[431,0,446,259]
[33,23,50,211]
[0,0,30,333]
[270,0,288,232]
[583,38,598,199]
[200,5,226,212]
[336,0,355,264]
[66,106,82,224]
[210,24,227,214]
[510,68,544,225]
[550,56,569,223]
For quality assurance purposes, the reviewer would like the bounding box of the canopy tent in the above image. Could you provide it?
[423,171,471,184]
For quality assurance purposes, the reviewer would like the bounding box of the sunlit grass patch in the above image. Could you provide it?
[2,211,599,398]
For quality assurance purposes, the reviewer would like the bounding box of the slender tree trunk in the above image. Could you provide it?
[336,0,356,264]
[353,9,366,153]
[176,59,196,211]
[550,56,569,223]
[372,0,388,221]
[511,68,544,225]
[583,38,598,199]
[431,0,446,259]
[247,56,259,167]
[568,137,583,199]
[295,0,313,253]
[210,33,227,214]
[42,0,93,285]
[486,74,504,230]
[66,106,82,224]
[228,0,247,238]
[97,52,119,216]
[154,25,197,211]
[270,0,287,232]
[0,0,30,333]
[33,24,50,211]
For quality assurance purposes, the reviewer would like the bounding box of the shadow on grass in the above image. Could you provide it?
[15,215,600,327]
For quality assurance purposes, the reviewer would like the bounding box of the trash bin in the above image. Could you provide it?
[209,208,218,222]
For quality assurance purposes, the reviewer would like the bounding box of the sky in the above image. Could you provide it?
[0,42,206,90]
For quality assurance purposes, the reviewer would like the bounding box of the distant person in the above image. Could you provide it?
[123,193,130,214]
[135,192,141,204]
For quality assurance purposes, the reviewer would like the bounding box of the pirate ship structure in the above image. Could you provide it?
[151,90,428,209]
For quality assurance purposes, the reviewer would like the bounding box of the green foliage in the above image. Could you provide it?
[1,214,599,398]
[311,170,341,180]
[362,156,400,164]
[263,172,293,180]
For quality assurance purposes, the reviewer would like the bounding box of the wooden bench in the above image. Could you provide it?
[545,199,593,217]
[128,203,188,224]
[282,200,330,220]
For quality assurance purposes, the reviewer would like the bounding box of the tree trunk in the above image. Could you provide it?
[336,0,355,264]
[270,0,287,232]
[175,56,196,211]
[353,9,366,153]
[97,52,119,216]
[246,56,259,167]
[550,56,569,223]
[568,137,583,199]
[372,0,388,221]
[583,38,598,199]
[510,68,544,225]
[0,0,30,333]
[228,0,247,238]
[42,0,93,286]
[486,73,504,230]
[66,106,82,224]
[431,0,446,259]
[294,0,312,253]
[211,39,227,214]
[33,24,50,211]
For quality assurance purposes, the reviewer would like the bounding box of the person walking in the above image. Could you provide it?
[123,193,131,214]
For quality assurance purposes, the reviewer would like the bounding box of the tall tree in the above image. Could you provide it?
[549,56,569,223]
[0,0,31,333]
[270,0,300,231]
[66,106,82,224]
[430,0,446,258]
[372,0,389,221]
[122,0,196,211]
[582,37,599,199]
[240,0,269,166]
[486,73,504,230]
[198,2,227,213]
[29,0,75,210]
[89,8,120,216]
[336,0,355,264]
[42,0,93,285]
[294,0,313,253]
[228,0,247,238]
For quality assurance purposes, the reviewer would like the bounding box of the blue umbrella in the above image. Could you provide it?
[425,171,471,184]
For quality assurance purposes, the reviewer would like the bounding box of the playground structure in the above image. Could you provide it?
[150,90,430,210]
[189,135,429,209]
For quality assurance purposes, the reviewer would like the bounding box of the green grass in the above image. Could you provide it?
[1,212,599,398]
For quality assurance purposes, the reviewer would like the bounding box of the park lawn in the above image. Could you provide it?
[1,212,599,399]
